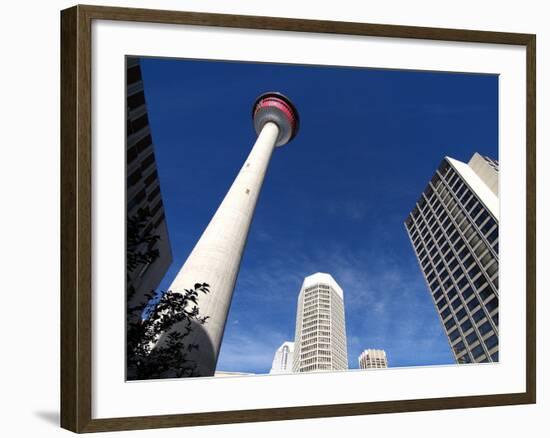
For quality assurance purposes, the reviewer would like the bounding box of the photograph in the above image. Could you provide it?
[125,55,499,380]
[1,0,544,434]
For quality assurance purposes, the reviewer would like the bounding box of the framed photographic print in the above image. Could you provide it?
[60,4,536,433]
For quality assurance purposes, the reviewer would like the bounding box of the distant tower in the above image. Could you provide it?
[358,349,388,369]
[405,153,499,364]
[293,273,348,373]
[269,342,295,374]
[166,92,300,377]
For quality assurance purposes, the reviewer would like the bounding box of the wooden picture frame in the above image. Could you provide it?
[60,4,536,433]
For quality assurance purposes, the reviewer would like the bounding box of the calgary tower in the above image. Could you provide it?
[167,92,300,376]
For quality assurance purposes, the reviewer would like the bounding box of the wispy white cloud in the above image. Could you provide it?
[326,199,371,222]
[222,239,453,371]
[217,326,288,373]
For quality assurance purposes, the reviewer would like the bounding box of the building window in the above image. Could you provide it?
[457,277,468,290]
[485,297,498,313]
[140,153,155,172]
[462,287,474,300]
[468,264,481,279]
[127,90,146,109]
[445,319,456,330]
[488,228,499,243]
[144,169,159,187]
[453,268,463,280]
[482,219,496,235]
[129,113,149,134]
[466,331,478,345]
[472,344,485,359]
[485,334,498,350]
[127,146,138,164]
[151,199,163,216]
[127,64,142,84]
[475,211,488,226]
[449,329,460,341]
[479,321,493,335]
[474,276,487,289]
[454,341,465,352]
[460,319,472,333]
[127,168,142,187]
[486,262,498,277]
[147,185,161,202]
[473,308,486,322]
[467,296,480,311]
[127,188,146,211]
[451,298,462,310]
[446,285,457,298]
[479,287,493,302]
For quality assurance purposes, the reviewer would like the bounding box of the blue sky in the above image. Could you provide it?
[139,56,498,373]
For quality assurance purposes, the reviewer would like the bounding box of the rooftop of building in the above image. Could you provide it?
[301,272,344,299]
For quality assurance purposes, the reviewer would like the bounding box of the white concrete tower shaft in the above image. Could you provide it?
[166,92,299,376]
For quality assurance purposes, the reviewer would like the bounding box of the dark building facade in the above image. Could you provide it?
[405,153,499,364]
[126,57,172,313]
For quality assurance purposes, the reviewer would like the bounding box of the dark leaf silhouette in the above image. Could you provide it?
[126,207,210,379]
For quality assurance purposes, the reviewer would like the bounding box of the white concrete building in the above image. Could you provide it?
[162,93,300,376]
[467,152,499,196]
[358,349,388,369]
[405,153,499,364]
[293,273,348,373]
[269,341,295,374]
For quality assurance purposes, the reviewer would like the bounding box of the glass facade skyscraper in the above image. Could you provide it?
[405,153,499,364]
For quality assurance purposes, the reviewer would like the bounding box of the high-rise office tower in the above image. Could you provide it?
[293,273,348,373]
[269,342,295,374]
[126,57,173,313]
[405,153,499,364]
[358,349,388,369]
[164,92,300,376]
